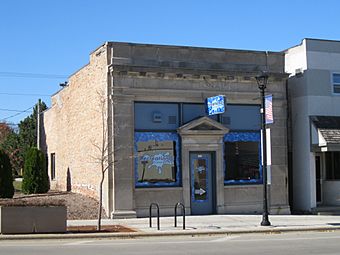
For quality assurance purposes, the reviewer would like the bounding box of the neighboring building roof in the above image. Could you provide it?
[312,116,340,129]
[319,129,340,144]
[311,116,340,150]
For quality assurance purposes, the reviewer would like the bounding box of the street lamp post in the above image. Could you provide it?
[256,72,271,226]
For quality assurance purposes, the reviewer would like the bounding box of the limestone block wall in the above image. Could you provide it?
[109,42,290,216]
[43,44,110,214]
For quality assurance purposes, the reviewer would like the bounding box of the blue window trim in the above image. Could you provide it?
[134,132,181,187]
[224,132,262,185]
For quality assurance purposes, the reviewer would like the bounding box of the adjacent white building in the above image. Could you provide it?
[285,39,340,212]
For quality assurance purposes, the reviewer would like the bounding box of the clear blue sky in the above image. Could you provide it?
[1,0,340,125]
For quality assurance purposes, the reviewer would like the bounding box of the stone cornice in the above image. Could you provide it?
[108,65,287,82]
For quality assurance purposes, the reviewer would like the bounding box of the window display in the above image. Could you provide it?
[135,132,180,187]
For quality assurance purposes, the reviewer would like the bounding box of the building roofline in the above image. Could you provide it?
[106,41,284,56]
[282,39,304,53]
[283,38,340,52]
[304,37,340,43]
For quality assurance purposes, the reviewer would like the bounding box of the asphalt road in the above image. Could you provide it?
[1,231,340,255]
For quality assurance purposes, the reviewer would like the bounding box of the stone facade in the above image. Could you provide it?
[43,42,290,218]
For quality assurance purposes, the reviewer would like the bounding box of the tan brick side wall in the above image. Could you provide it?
[44,45,109,203]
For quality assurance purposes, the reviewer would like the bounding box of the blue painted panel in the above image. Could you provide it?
[224,132,262,185]
[135,132,181,187]
[135,103,179,130]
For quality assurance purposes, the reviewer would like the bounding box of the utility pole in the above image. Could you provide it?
[37,98,41,150]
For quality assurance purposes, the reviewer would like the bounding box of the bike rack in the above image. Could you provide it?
[174,202,186,230]
[149,203,160,230]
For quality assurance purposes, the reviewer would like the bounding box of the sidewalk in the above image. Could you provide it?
[2,215,340,240]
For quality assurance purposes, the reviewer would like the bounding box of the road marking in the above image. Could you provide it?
[72,240,216,246]
[210,236,240,242]
[231,235,340,243]
[1,234,340,248]
[64,240,94,246]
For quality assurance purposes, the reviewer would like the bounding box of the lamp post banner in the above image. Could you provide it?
[265,94,273,124]
[260,128,272,185]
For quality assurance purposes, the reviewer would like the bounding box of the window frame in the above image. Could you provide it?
[224,132,262,185]
[325,151,340,180]
[50,153,56,180]
[332,73,340,95]
[134,132,181,188]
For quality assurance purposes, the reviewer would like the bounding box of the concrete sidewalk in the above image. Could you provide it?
[2,215,340,240]
[70,214,340,234]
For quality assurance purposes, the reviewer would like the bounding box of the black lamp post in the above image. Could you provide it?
[256,71,271,226]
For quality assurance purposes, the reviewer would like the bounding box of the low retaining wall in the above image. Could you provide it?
[0,206,67,234]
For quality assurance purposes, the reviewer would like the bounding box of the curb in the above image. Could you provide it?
[1,226,340,241]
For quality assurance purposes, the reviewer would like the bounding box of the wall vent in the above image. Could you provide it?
[152,112,162,123]
[168,116,177,124]
[222,117,231,125]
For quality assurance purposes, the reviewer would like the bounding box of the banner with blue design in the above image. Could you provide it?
[265,95,273,124]
[206,95,225,115]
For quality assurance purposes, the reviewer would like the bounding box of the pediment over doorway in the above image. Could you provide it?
[177,116,229,136]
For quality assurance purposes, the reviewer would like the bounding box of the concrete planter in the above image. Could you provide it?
[0,206,67,234]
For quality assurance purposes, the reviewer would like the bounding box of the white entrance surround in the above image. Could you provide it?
[178,116,229,214]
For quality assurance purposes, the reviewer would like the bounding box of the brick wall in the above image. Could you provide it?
[43,44,109,209]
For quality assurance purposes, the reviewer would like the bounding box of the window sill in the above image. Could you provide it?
[135,186,183,191]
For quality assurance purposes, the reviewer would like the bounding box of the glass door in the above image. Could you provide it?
[190,152,215,215]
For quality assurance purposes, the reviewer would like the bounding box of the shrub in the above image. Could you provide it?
[0,149,14,198]
[22,147,50,194]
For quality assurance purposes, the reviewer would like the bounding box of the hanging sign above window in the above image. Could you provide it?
[205,95,226,115]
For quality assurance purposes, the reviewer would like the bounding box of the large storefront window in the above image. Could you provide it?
[135,132,180,187]
[325,151,340,180]
[224,132,262,184]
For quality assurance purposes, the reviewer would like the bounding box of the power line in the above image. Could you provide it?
[1,105,35,121]
[0,122,19,126]
[0,92,51,97]
[0,71,68,79]
[0,108,33,113]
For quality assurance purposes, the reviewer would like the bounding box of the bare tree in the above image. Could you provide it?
[91,90,113,231]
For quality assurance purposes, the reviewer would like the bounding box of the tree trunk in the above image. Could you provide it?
[97,172,105,231]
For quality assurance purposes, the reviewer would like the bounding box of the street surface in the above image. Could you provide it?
[1,231,340,255]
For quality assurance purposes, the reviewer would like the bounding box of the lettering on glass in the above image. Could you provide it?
[137,140,176,183]
[193,159,208,201]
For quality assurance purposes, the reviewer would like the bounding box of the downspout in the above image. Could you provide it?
[106,42,115,217]
[286,71,293,212]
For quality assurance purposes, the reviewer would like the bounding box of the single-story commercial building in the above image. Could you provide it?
[42,42,290,218]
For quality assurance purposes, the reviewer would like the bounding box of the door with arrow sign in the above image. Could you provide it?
[190,152,215,215]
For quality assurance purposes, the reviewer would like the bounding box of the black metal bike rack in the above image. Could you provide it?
[174,202,186,230]
[149,203,160,230]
